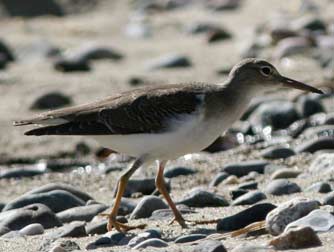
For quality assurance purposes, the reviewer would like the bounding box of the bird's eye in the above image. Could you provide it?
[260,66,272,76]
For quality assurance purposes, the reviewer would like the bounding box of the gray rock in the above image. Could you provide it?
[232,191,266,206]
[0,203,61,235]
[113,197,137,215]
[128,229,161,247]
[3,190,85,213]
[0,166,46,179]
[177,189,229,207]
[150,206,195,220]
[206,28,232,43]
[209,172,229,187]
[19,223,44,236]
[164,166,196,178]
[146,54,192,70]
[85,220,107,235]
[86,231,125,249]
[56,204,108,223]
[285,209,334,232]
[309,153,334,174]
[49,221,86,238]
[260,146,295,159]
[264,164,287,175]
[175,234,207,243]
[274,37,313,59]
[0,203,4,212]
[221,160,268,177]
[291,16,327,32]
[269,226,321,249]
[296,94,324,117]
[185,22,222,34]
[205,0,241,11]
[133,238,168,249]
[30,92,72,110]
[270,169,302,180]
[54,58,91,72]
[49,240,81,252]
[296,136,334,153]
[130,196,168,219]
[0,39,15,62]
[265,179,301,195]
[237,182,258,190]
[323,191,334,206]
[266,198,319,235]
[193,239,227,252]
[230,189,248,200]
[306,182,332,193]
[217,203,276,232]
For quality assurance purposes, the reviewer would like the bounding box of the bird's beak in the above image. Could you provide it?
[278,75,323,94]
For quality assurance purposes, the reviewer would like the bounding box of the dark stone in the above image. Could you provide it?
[86,231,126,249]
[0,203,5,212]
[237,182,258,190]
[30,92,72,110]
[306,182,332,193]
[0,167,46,179]
[193,239,227,252]
[295,136,334,153]
[0,40,15,62]
[323,191,334,206]
[56,204,108,223]
[114,197,137,215]
[0,204,61,235]
[177,189,229,207]
[273,37,313,59]
[164,166,196,178]
[45,159,90,172]
[291,16,327,32]
[232,191,266,206]
[130,196,168,219]
[296,94,325,117]
[205,0,241,11]
[207,28,232,43]
[3,190,85,213]
[217,203,276,232]
[175,234,207,243]
[133,238,168,249]
[221,160,268,177]
[128,229,161,247]
[150,206,195,220]
[265,179,301,196]
[146,54,192,69]
[186,22,222,34]
[47,240,81,252]
[85,220,107,235]
[67,44,123,62]
[54,58,91,72]
[209,172,229,187]
[128,76,145,86]
[261,146,296,159]
[49,221,86,238]
[230,189,248,200]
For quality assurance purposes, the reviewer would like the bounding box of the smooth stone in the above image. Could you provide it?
[264,164,287,175]
[85,220,107,235]
[209,172,229,187]
[54,58,91,72]
[237,182,258,190]
[306,182,332,193]
[25,182,93,202]
[309,153,334,174]
[217,203,276,232]
[49,240,80,252]
[30,92,72,110]
[0,203,4,211]
[269,226,321,249]
[150,206,195,220]
[185,22,222,34]
[1,230,22,239]
[133,238,168,249]
[193,239,227,252]
[0,166,46,179]
[232,191,266,206]
[265,179,301,196]
[164,166,196,178]
[19,223,44,236]
[266,198,319,235]
[273,37,312,59]
[221,160,268,177]
[146,54,192,70]
[285,209,334,233]
[206,28,232,43]
[270,169,302,180]
[43,159,90,172]
[128,229,161,247]
[3,190,85,213]
[323,191,334,206]
[295,136,334,153]
[205,0,241,11]
[113,197,137,215]
[177,189,229,207]
[56,204,108,223]
[175,234,207,243]
[231,244,274,252]
[291,16,327,32]
[260,146,295,159]
[86,231,125,249]
[0,40,15,62]
[230,189,248,200]
[296,94,324,117]
[49,221,86,238]
[130,196,168,219]
[0,204,61,235]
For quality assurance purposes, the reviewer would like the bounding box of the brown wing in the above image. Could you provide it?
[14,84,208,136]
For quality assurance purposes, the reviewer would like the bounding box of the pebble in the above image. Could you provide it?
[192,239,227,252]
[323,191,334,205]
[49,240,80,252]
[269,226,321,250]
[54,57,91,72]
[206,28,232,43]
[186,22,222,35]
[217,203,276,232]
[49,221,86,238]
[306,182,332,193]
[0,203,61,236]
[270,169,302,180]
[265,179,301,195]
[221,160,268,177]
[164,166,197,178]
[26,182,93,202]
[0,40,15,62]
[120,177,169,197]
[285,209,334,232]
[274,36,313,59]
[0,166,46,179]
[232,191,267,206]
[128,229,161,247]
[30,92,72,110]
[296,94,325,117]
[113,197,137,215]
[3,190,85,213]
[291,16,327,32]
[175,234,207,243]
[230,189,248,200]
[56,204,108,223]
[150,205,195,220]
[265,198,319,235]
[146,54,192,70]
[295,136,334,153]
[86,231,125,249]
[260,146,295,159]
[85,220,107,235]
[209,172,229,187]
[0,203,4,211]
[130,196,168,219]
[309,153,334,174]
[237,181,258,190]
[18,223,44,236]
[205,0,241,11]
[177,188,229,207]
[133,238,168,249]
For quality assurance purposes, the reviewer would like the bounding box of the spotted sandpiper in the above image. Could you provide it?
[13,58,323,232]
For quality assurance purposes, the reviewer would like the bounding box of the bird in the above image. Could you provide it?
[13,58,323,232]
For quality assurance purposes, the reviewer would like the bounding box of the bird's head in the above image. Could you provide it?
[228,58,323,96]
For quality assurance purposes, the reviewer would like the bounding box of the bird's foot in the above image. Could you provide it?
[169,217,220,228]
[99,213,146,233]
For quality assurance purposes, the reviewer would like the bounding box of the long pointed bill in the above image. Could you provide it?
[278,75,324,94]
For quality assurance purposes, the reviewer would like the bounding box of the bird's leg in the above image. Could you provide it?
[105,157,147,232]
[155,160,187,228]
